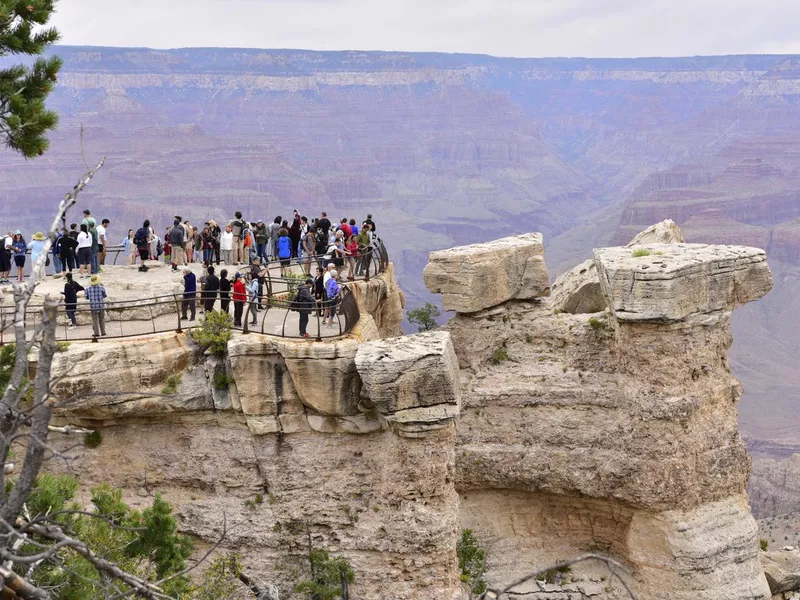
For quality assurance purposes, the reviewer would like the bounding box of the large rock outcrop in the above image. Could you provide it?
[427,224,773,599]
[48,266,464,600]
[422,233,548,313]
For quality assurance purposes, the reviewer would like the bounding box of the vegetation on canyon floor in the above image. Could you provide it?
[457,529,487,597]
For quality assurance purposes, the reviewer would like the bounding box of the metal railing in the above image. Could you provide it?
[0,239,388,343]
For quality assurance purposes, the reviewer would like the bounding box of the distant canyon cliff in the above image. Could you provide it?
[1,47,799,451]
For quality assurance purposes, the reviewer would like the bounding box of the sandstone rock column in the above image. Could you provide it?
[426,229,774,600]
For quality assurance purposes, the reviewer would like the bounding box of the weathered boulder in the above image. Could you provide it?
[423,233,548,313]
[626,218,686,247]
[594,243,773,322]
[547,259,606,314]
[356,331,460,413]
[763,549,800,595]
[549,221,688,315]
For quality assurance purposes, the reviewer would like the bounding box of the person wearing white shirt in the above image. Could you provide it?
[220,225,234,265]
[97,219,109,266]
[76,224,93,279]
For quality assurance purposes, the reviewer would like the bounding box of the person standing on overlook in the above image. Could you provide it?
[61,226,78,273]
[229,211,245,265]
[220,224,234,265]
[76,225,92,278]
[181,268,196,321]
[0,232,11,284]
[268,216,281,261]
[294,278,315,338]
[219,268,231,314]
[134,220,151,272]
[289,211,302,259]
[203,265,219,313]
[253,219,269,264]
[61,272,83,328]
[85,274,107,338]
[169,220,185,272]
[232,272,246,327]
[98,218,109,267]
[29,232,46,281]
[11,232,26,282]
[277,226,292,276]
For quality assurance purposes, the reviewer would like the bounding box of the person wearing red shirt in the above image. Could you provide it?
[339,218,352,240]
[232,273,247,327]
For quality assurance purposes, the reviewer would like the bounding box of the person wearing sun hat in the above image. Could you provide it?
[29,232,47,281]
[84,274,107,338]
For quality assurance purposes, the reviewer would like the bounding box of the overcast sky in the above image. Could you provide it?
[50,0,800,58]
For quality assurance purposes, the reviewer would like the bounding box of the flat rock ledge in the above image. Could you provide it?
[594,243,773,322]
[423,233,549,313]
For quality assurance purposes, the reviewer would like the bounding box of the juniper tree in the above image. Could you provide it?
[0,0,61,157]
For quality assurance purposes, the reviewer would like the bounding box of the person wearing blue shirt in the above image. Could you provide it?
[11,231,26,282]
[276,227,292,276]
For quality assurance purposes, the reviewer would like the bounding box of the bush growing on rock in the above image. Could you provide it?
[296,548,355,600]
[191,311,233,355]
[457,529,487,596]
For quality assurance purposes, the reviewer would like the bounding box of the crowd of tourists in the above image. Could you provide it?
[5,208,380,339]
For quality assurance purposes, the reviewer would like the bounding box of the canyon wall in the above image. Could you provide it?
[427,223,773,599]
[47,223,776,598]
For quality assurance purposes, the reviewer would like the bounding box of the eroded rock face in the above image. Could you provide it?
[356,331,460,436]
[423,233,548,313]
[437,226,773,599]
[750,454,800,519]
[762,549,800,595]
[546,258,606,314]
[595,243,773,322]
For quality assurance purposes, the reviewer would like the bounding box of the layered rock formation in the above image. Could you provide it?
[48,266,463,600]
[430,222,773,599]
[45,223,775,599]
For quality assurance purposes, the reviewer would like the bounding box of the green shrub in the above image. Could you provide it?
[407,302,441,332]
[295,548,355,600]
[631,248,652,258]
[588,317,605,330]
[283,271,307,301]
[457,529,487,596]
[55,341,71,352]
[84,429,102,449]
[490,347,508,364]
[540,565,571,584]
[161,373,182,395]
[191,311,233,356]
[213,371,234,390]
[760,538,769,551]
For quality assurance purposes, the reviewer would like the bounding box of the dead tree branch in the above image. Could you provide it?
[478,553,637,600]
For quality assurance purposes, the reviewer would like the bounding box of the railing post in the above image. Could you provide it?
[364,250,371,282]
[243,301,249,335]
[175,294,183,333]
[315,301,322,342]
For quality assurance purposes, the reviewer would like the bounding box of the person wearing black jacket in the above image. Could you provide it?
[60,227,78,273]
[294,279,315,338]
[313,266,325,317]
[61,272,84,327]
[219,269,231,314]
[203,265,219,312]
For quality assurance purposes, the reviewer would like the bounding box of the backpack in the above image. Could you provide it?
[133,228,148,246]
[315,236,328,256]
[156,240,164,257]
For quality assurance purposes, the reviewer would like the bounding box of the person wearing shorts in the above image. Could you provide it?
[76,224,92,278]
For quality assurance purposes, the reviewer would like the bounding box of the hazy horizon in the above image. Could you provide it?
[51,0,800,59]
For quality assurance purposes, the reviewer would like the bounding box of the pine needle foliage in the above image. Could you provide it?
[20,475,194,598]
[457,529,487,596]
[296,548,355,600]
[0,0,62,157]
[191,310,233,356]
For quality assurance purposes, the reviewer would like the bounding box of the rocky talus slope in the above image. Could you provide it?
[46,222,775,599]
[425,221,774,599]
